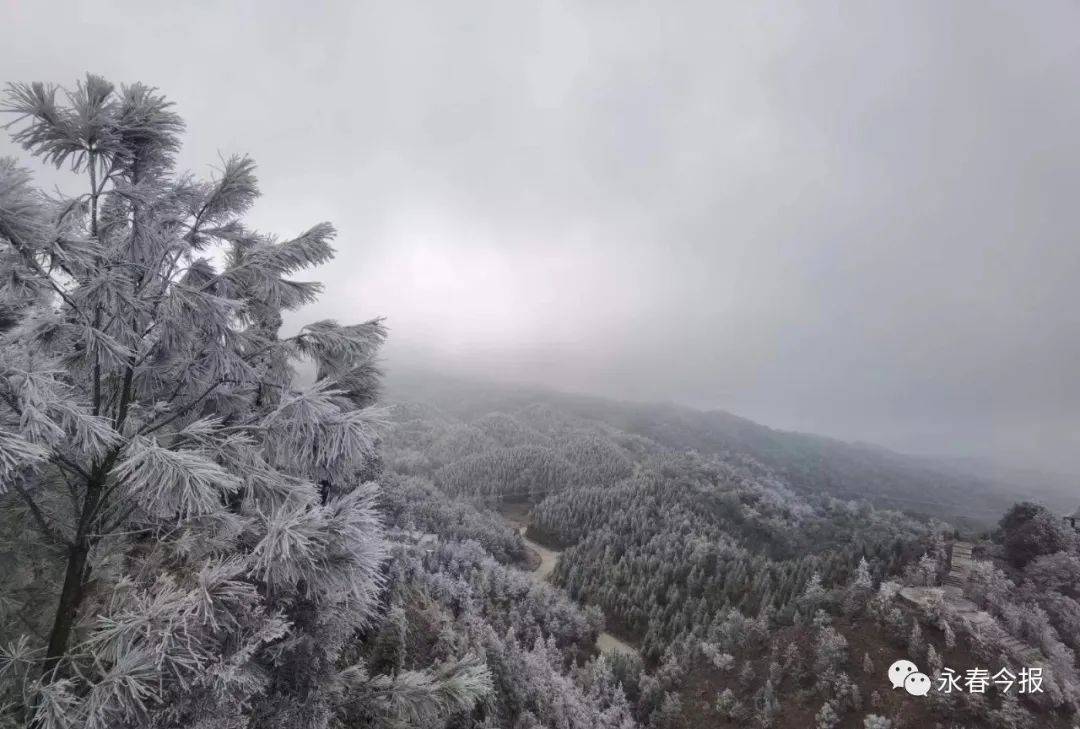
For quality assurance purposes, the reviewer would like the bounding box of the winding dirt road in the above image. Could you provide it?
[513,525,638,657]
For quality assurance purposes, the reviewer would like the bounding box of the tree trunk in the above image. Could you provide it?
[45,465,111,671]
[44,541,89,670]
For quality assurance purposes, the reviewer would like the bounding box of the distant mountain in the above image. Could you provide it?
[915,454,1076,514]
[386,370,1069,528]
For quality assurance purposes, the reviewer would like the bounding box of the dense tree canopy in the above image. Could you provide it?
[999,501,1077,568]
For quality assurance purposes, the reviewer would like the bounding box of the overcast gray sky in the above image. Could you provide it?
[3,1,1080,473]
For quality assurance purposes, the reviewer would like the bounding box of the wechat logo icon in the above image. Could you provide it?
[888,659,931,696]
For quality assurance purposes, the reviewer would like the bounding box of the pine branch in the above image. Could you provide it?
[137,379,226,437]
[96,499,140,537]
[0,218,91,324]
[138,334,300,436]
[11,480,70,547]
[52,453,92,482]
[0,383,22,415]
[83,472,131,531]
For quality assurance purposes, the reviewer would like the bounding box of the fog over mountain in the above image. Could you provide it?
[7,5,1080,727]
[4,1,1080,474]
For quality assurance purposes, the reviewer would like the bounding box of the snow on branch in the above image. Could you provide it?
[112,435,240,519]
[261,382,384,476]
[0,429,50,486]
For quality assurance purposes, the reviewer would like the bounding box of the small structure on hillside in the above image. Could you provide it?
[900,540,1045,666]
[1065,507,1080,531]
[942,541,975,595]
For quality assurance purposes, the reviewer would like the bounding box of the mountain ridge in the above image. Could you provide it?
[385,369,1073,527]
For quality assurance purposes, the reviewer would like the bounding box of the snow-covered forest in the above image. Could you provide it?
[2,76,1080,729]
[380,383,1080,728]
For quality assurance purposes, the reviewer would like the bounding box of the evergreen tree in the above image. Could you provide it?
[925,643,942,674]
[862,716,892,729]
[999,502,1076,568]
[942,619,956,649]
[0,76,489,729]
[908,621,923,657]
[815,701,840,729]
[844,557,873,616]
[757,678,780,728]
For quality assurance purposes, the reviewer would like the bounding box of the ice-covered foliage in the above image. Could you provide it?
[363,524,647,728]
[376,389,1080,727]
[0,76,488,729]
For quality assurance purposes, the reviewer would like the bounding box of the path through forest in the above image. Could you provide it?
[501,510,638,658]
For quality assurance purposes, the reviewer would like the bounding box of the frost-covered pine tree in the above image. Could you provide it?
[0,76,488,728]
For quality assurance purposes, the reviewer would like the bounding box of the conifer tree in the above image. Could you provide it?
[0,75,488,729]
[815,701,840,729]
